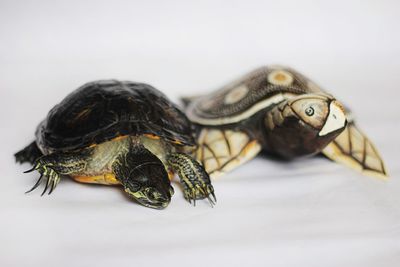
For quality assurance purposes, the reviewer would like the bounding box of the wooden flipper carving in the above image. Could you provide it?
[322,122,388,179]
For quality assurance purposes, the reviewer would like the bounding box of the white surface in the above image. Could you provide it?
[1,1,400,266]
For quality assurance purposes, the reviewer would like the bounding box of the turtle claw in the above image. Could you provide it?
[23,165,37,173]
[183,183,216,207]
[25,159,61,196]
[206,194,216,207]
[25,173,43,194]
[167,152,217,207]
[40,178,50,196]
[48,179,57,195]
[210,191,217,203]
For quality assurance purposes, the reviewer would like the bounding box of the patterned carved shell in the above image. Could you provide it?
[186,66,325,125]
[36,80,195,152]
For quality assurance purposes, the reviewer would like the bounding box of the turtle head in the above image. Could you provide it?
[125,180,173,210]
[116,145,174,209]
[262,93,347,158]
[289,93,347,137]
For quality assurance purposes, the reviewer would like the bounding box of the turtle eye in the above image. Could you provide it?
[128,181,141,192]
[305,106,314,116]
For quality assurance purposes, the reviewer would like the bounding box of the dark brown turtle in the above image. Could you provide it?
[183,66,387,179]
[15,80,216,209]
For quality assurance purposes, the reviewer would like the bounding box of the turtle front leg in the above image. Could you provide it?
[167,152,216,206]
[25,150,90,195]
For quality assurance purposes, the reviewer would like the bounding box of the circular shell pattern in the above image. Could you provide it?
[36,80,195,153]
[186,66,325,125]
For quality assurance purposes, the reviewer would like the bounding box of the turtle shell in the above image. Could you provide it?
[36,80,195,153]
[186,66,325,125]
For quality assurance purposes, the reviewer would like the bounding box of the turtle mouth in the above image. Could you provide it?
[318,100,347,136]
[125,188,171,210]
[136,198,170,210]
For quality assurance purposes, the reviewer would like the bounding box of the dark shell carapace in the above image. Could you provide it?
[36,80,194,152]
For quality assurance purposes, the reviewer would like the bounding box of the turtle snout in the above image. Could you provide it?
[318,100,347,136]
[147,188,170,202]
[142,187,172,209]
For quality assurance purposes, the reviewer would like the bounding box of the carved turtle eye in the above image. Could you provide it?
[305,106,315,116]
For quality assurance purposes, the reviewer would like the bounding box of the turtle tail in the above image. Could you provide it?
[15,141,43,165]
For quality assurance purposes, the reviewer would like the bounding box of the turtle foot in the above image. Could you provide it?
[183,183,216,207]
[167,152,217,207]
[24,158,61,196]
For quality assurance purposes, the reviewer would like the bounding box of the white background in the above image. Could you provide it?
[1,1,400,266]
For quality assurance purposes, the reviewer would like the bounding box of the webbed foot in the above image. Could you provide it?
[167,153,216,207]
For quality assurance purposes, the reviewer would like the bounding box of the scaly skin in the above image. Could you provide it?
[167,152,216,206]
[16,137,217,208]
[24,149,90,195]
